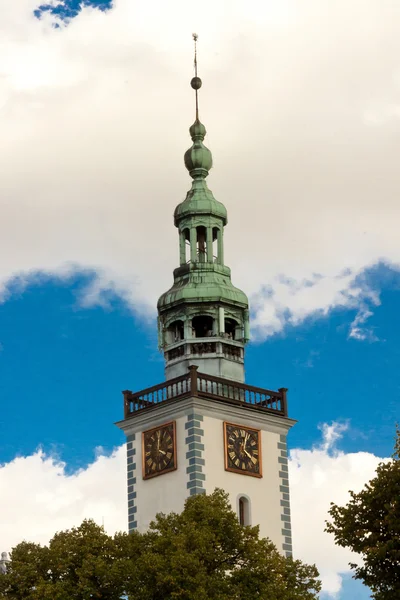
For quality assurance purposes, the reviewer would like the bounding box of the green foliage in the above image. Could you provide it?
[0,521,125,600]
[326,427,400,600]
[119,489,320,600]
[0,489,321,600]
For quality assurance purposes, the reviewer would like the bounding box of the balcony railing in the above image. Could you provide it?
[123,366,288,419]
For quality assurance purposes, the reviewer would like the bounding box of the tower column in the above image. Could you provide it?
[190,227,197,263]
[184,318,192,339]
[217,228,224,265]
[180,231,186,265]
[206,226,213,262]
[244,309,250,341]
[219,306,225,335]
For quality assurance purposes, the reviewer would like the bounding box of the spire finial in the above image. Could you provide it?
[191,33,202,121]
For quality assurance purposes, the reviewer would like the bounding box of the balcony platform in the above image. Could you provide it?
[122,366,288,420]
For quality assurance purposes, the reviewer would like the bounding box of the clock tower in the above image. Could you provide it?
[116,37,295,557]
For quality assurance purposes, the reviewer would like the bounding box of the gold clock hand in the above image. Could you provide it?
[157,430,161,453]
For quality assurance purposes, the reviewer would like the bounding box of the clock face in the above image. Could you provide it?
[224,422,262,478]
[142,422,177,480]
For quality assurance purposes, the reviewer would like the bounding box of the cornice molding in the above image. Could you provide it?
[116,395,296,436]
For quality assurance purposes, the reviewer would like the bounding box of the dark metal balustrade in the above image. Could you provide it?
[123,366,288,419]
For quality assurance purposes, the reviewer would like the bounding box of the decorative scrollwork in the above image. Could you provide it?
[222,343,241,360]
[191,342,216,355]
[167,345,185,361]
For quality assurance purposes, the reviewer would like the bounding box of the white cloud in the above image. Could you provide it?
[0,424,385,598]
[0,0,400,337]
[290,422,386,597]
[0,446,127,547]
[349,306,377,341]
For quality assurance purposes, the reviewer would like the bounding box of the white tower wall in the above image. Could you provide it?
[117,395,295,556]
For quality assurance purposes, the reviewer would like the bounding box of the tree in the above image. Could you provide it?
[0,489,321,599]
[0,520,125,600]
[326,427,400,600]
[119,489,321,600]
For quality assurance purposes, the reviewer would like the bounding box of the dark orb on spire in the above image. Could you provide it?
[191,77,202,90]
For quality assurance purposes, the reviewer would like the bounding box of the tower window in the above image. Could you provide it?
[184,229,190,263]
[196,226,207,262]
[212,227,219,262]
[192,315,214,338]
[238,495,251,526]
[166,320,184,344]
[225,318,238,340]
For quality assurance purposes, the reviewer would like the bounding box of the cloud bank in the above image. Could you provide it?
[1,0,400,338]
[0,423,383,597]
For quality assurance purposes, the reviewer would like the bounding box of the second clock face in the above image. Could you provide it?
[142,421,176,479]
[224,422,262,477]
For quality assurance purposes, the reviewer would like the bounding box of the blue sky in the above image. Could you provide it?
[1,266,398,467]
[1,1,399,599]
[2,268,398,600]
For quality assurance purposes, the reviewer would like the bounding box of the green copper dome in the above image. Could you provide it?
[157,266,249,311]
[189,119,206,140]
[184,120,213,178]
[175,119,227,225]
[174,179,227,225]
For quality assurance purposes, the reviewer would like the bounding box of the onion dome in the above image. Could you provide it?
[174,38,227,225]
[184,119,213,179]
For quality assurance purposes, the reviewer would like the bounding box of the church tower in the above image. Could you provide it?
[117,36,295,557]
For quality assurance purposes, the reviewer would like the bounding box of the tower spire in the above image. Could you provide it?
[157,36,250,382]
[191,33,202,121]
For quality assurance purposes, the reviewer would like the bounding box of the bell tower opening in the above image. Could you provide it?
[192,315,214,338]
[166,320,184,344]
[225,318,238,340]
[197,226,207,262]
[184,229,191,264]
[212,227,219,263]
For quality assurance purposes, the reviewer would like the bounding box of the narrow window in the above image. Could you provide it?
[197,226,207,263]
[239,497,245,526]
[212,227,218,262]
[238,495,251,526]
[184,229,191,263]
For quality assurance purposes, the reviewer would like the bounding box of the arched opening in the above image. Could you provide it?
[179,229,191,265]
[192,315,214,338]
[224,318,238,340]
[196,226,207,263]
[238,495,251,526]
[184,229,190,263]
[166,320,184,344]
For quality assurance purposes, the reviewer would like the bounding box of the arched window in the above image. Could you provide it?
[184,229,190,263]
[225,318,238,340]
[196,226,207,262]
[237,495,251,526]
[166,320,184,344]
[179,228,192,265]
[212,227,219,262]
[192,315,214,338]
